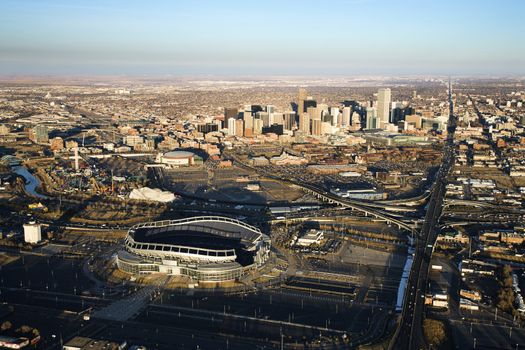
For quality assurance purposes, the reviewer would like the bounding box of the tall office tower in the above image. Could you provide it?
[351,112,361,127]
[342,107,352,126]
[307,106,322,121]
[227,118,236,136]
[235,119,244,137]
[306,106,316,121]
[330,107,340,126]
[311,119,322,136]
[253,118,263,135]
[297,88,307,114]
[224,107,238,128]
[258,112,270,127]
[366,107,378,129]
[317,103,329,118]
[322,114,333,125]
[283,112,296,130]
[299,113,311,134]
[377,88,391,126]
[243,110,254,136]
[391,107,405,125]
[271,112,284,126]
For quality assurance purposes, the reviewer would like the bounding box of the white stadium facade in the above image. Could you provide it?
[116,216,271,282]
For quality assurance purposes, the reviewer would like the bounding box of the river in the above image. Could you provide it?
[12,166,48,199]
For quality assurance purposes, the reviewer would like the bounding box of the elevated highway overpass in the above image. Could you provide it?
[228,154,417,233]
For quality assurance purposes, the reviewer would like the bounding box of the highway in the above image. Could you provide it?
[390,80,457,350]
[226,153,417,232]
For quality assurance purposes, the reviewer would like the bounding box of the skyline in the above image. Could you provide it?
[1,0,525,76]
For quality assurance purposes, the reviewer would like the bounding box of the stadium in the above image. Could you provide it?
[116,216,271,282]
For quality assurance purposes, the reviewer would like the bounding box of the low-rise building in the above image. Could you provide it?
[296,230,324,247]
[23,221,42,244]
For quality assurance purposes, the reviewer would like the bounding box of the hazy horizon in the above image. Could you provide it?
[1,0,525,76]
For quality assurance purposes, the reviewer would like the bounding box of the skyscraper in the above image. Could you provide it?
[224,107,238,128]
[299,113,311,134]
[366,107,378,129]
[271,112,284,126]
[342,107,351,127]
[283,112,296,130]
[311,119,322,136]
[330,107,340,126]
[258,112,270,127]
[377,88,391,127]
[307,106,322,121]
[235,119,244,137]
[243,110,253,136]
[253,118,263,135]
[297,88,307,114]
[227,118,236,136]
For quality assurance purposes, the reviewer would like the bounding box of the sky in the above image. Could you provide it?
[0,0,524,76]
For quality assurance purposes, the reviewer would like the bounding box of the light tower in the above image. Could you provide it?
[74,147,80,171]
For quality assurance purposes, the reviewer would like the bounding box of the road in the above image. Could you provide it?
[390,80,457,350]
[225,153,417,232]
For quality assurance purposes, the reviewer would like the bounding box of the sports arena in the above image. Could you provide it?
[116,216,271,282]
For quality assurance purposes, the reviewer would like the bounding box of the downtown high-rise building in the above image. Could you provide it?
[330,107,340,126]
[253,118,263,135]
[235,119,244,137]
[224,107,238,128]
[297,88,307,114]
[377,88,391,127]
[366,107,379,129]
[257,112,270,127]
[271,112,284,126]
[342,107,351,127]
[243,110,254,136]
[283,112,296,130]
[311,119,322,136]
[227,117,236,136]
[299,113,311,134]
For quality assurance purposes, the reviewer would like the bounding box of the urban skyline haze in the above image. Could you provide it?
[1,0,524,76]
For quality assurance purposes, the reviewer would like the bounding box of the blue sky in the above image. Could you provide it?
[0,0,524,76]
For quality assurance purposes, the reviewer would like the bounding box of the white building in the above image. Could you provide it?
[342,107,351,126]
[23,222,42,244]
[377,88,391,127]
[296,230,324,247]
[227,118,237,136]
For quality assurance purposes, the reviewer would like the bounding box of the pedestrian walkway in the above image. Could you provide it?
[93,277,167,321]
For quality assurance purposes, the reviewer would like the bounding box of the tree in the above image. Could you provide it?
[497,265,515,314]
[1,321,12,331]
[423,318,446,347]
[16,325,32,334]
